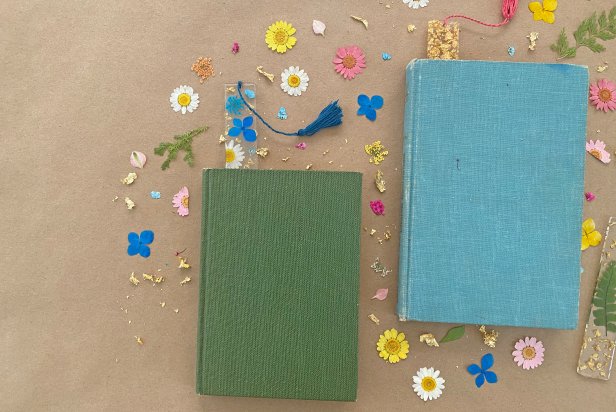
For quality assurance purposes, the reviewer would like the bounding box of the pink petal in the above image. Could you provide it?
[333,58,343,64]
[336,48,347,58]
[371,288,389,300]
[590,84,599,94]
[599,79,608,89]
[529,337,537,346]
[607,100,616,110]
[515,341,525,350]
[178,206,189,216]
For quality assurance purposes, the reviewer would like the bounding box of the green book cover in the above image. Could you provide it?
[196,169,362,401]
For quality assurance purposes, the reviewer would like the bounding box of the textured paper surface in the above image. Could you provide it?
[2,0,616,410]
[197,169,361,400]
[398,59,588,329]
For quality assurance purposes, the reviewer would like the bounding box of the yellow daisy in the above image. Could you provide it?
[265,21,297,53]
[581,218,602,251]
[376,328,409,364]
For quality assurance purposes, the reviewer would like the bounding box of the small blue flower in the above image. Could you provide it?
[508,46,515,57]
[245,89,256,99]
[357,94,384,121]
[277,106,288,120]
[228,116,257,142]
[225,95,244,116]
[150,191,161,199]
[382,52,391,61]
[127,230,154,258]
[467,353,498,388]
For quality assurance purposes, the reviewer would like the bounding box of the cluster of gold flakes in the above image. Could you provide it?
[527,32,539,51]
[124,197,135,210]
[419,333,440,347]
[578,327,615,379]
[407,24,416,33]
[256,66,274,82]
[178,257,190,269]
[135,336,143,345]
[129,272,140,286]
[191,57,215,83]
[365,140,389,165]
[370,257,392,277]
[375,170,386,192]
[351,15,368,29]
[256,147,269,158]
[121,172,137,185]
[427,20,459,60]
[479,325,498,348]
[180,276,191,285]
[368,313,380,325]
[143,273,164,284]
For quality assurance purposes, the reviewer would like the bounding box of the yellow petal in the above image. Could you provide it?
[276,44,287,53]
[379,350,389,359]
[581,235,590,251]
[583,218,596,235]
[287,36,297,47]
[397,332,406,342]
[588,230,602,247]
[389,354,399,363]
[543,0,557,12]
[542,11,555,24]
[390,328,398,339]
[528,2,543,12]
[533,11,543,20]
[398,351,408,360]
[384,330,392,339]
[287,26,297,35]
[399,345,409,355]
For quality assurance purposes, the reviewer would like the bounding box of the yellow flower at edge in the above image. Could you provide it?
[529,0,557,24]
[376,328,409,364]
[265,21,297,54]
[581,218,602,251]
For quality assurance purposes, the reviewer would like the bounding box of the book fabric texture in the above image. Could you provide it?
[398,59,588,329]
[196,169,362,401]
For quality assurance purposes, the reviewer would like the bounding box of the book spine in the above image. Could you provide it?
[195,169,211,395]
[397,60,420,321]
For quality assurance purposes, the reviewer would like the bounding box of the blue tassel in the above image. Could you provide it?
[236,81,343,137]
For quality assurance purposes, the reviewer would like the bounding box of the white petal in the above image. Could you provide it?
[181,106,187,114]
[312,20,326,35]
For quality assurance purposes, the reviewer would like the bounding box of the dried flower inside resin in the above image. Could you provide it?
[427,20,459,60]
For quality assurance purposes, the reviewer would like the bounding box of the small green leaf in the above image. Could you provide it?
[439,325,465,343]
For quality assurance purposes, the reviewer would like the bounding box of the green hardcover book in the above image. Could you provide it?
[196,169,362,401]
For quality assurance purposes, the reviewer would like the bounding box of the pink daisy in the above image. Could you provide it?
[172,186,189,216]
[333,45,366,80]
[586,139,611,164]
[589,79,616,112]
[512,337,544,370]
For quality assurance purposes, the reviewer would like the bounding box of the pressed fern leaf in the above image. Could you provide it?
[552,6,616,58]
[592,261,616,335]
[154,126,207,170]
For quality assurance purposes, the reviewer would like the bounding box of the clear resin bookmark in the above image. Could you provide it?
[577,217,616,380]
[223,83,258,169]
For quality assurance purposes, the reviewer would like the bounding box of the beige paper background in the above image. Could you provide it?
[2,0,615,410]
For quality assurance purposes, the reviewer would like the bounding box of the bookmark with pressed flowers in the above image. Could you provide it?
[578,217,616,380]
[224,83,258,169]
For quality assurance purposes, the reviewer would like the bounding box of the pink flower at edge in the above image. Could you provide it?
[370,200,385,215]
[172,186,189,216]
[589,79,616,112]
[586,139,611,164]
[333,45,366,80]
[512,337,545,370]
[295,142,307,150]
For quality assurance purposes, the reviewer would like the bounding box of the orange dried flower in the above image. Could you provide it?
[191,57,215,83]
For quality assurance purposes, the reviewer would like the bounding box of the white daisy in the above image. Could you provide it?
[170,85,199,114]
[412,367,444,402]
[280,66,309,96]
[403,0,429,9]
[225,141,245,169]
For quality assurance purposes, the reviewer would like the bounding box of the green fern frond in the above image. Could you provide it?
[592,261,616,336]
[154,126,207,170]
[552,6,616,58]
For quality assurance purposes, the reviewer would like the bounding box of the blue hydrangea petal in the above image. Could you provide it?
[484,371,498,383]
[358,94,370,107]
[481,353,494,370]
[138,244,151,258]
[366,108,377,121]
[243,128,257,142]
[140,230,154,244]
[128,232,139,244]
[228,127,241,137]
[245,89,255,99]
[232,118,243,128]
[371,95,384,110]
[467,364,481,375]
[357,106,367,116]
[475,373,485,388]
[127,243,139,256]
[243,116,254,128]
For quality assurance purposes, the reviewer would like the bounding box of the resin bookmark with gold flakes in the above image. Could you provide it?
[224,83,258,169]
[578,217,616,380]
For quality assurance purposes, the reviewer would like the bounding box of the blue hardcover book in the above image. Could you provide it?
[398,59,588,329]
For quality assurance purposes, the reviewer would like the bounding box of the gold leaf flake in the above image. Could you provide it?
[368,313,380,324]
[597,62,608,73]
[479,325,498,348]
[143,273,164,284]
[121,172,137,185]
[282,157,290,162]
[256,66,275,82]
[218,134,227,144]
[306,163,313,170]
[384,230,391,240]
[375,169,386,193]
[256,147,269,158]
[174,308,179,313]
[180,276,191,285]
[370,257,392,277]
[135,336,143,345]
[112,196,118,202]
[526,32,539,51]
[129,272,140,286]
[160,302,166,308]
[369,229,377,236]
[419,333,440,347]
[322,149,330,156]
[124,197,135,210]
[142,273,153,281]
[178,257,191,269]
[407,24,416,33]
[351,15,368,29]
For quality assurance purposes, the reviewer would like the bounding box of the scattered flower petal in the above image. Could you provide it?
[245,89,255,99]
[412,367,444,401]
[280,66,309,96]
[130,151,146,169]
[403,0,429,9]
[529,0,557,24]
[333,45,366,80]
[585,192,596,202]
[467,353,498,388]
[357,94,384,121]
[231,42,239,54]
[581,218,602,250]
[372,288,389,300]
[376,328,409,363]
[512,337,545,369]
[382,52,392,60]
[265,21,297,54]
[277,106,288,119]
[150,191,161,199]
[586,139,612,163]
[127,230,154,258]
[589,79,616,112]
[295,142,307,150]
[172,186,190,217]
[312,19,326,36]
[170,85,199,114]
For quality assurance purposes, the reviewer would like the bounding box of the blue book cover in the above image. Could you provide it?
[397,59,588,329]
